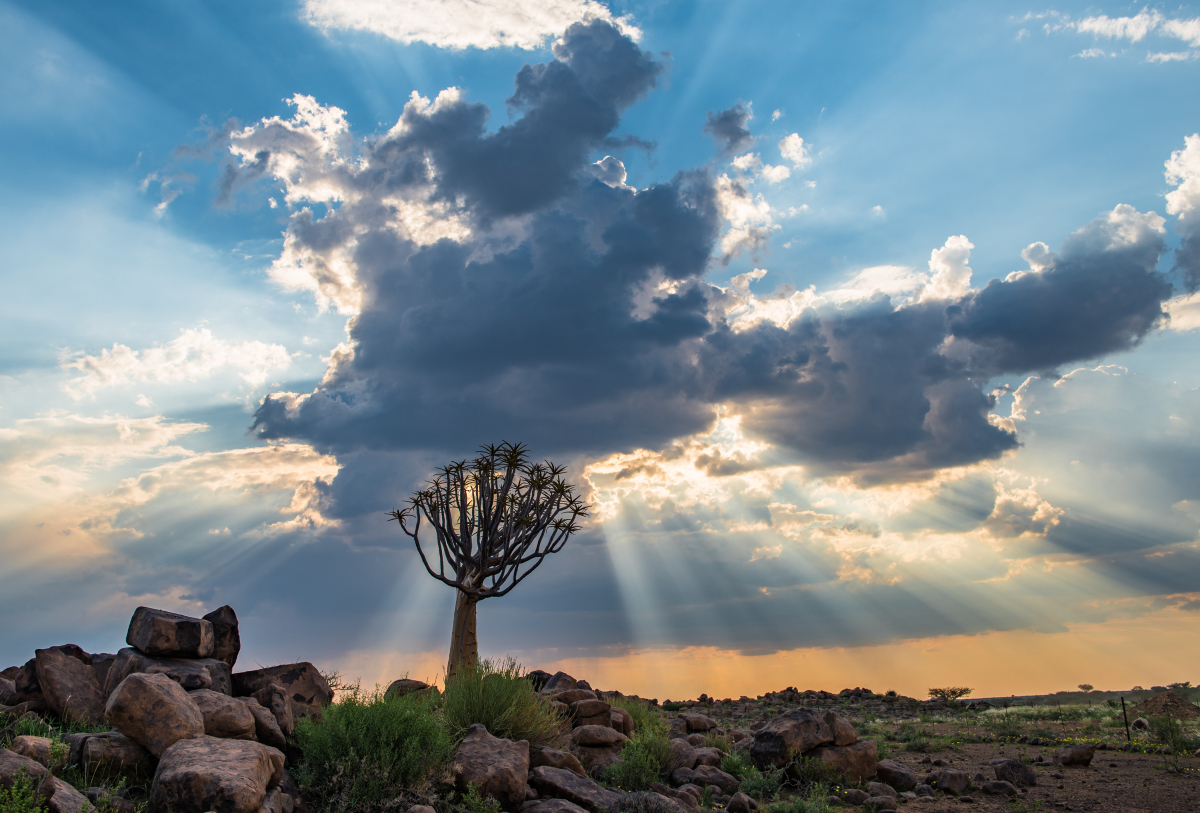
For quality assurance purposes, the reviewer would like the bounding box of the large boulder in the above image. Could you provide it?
[189,689,256,740]
[79,732,154,780]
[0,747,55,804]
[547,689,596,706]
[530,748,586,778]
[450,724,530,811]
[238,698,287,751]
[0,678,17,706]
[231,664,332,721]
[1054,744,1098,767]
[690,766,738,794]
[749,710,833,769]
[384,679,431,701]
[104,649,232,698]
[538,673,578,695]
[150,736,284,813]
[692,748,724,768]
[88,655,117,693]
[527,766,621,813]
[105,673,205,757]
[202,606,241,669]
[10,736,66,772]
[15,659,45,704]
[926,768,970,796]
[570,699,611,727]
[36,648,106,726]
[993,759,1037,787]
[127,607,215,659]
[680,714,717,733]
[609,707,634,736]
[667,738,697,772]
[571,726,626,748]
[822,711,857,746]
[48,778,91,813]
[806,740,877,784]
[875,759,918,792]
[252,684,295,737]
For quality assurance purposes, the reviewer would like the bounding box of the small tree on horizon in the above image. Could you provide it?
[389,442,588,681]
[1078,683,1094,692]
[928,687,973,701]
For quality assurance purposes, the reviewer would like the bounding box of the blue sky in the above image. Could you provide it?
[3,0,1200,697]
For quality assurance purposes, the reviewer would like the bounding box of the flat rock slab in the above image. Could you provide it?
[202,606,241,669]
[189,689,256,740]
[105,672,205,757]
[231,663,332,721]
[105,648,232,698]
[530,747,586,777]
[127,607,215,659]
[749,709,833,769]
[528,766,621,813]
[151,736,284,813]
[36,648,106,726]
[451,724,529,811]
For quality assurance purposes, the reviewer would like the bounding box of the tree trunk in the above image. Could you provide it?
[446,589,479,682]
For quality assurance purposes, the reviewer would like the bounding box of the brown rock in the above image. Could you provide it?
[1054,744,1098,767]
[680,713,717,733]
[692,747,724,768]
[980,780,1018,797]
[81,787,137,813]
[260,786,285,813]
[807,739,877,784]
[48,778,91,813]
[690,766,738,793]
[863,796,896,811]
[521,801,588,813]
[866,781,896,798]
[841,788,869,804]
[408,806,438,813]
[650,783,698,811]
[10,736,66,772]
[0,667,19,680]
[571,725,626,748]
[726,793,752,813]
[609,707,634,736]
[822,711,857,746]
[104,648,232,698]
[993,759,1036,787]
[668,767,696,787]
[538,673,578,695]
[749,709,833,769]
[105,672,205,757]
[202,606,241,669]
[876,759,917,792]
[384,679,431,700]
[15,659,44,704]
[530,747,586,777]
[253,683,296,737]
[684,734,705,747]
[88,655,116,693]
[0,678,16,706]
[926,768,969,796]
[547,689,597,706]
[580,745,626,773]
[239,698,287,751]
[0,747,55,803]
[527,766,621,813]
[570,699,611,722]
[79,732,154,780]
[150,736,284,813]
[36,648,106,726]
[231,664,332,722]
[189,689,256,740]
[667,739,697,772]
[451,724,530,811]
[127,607,215,659]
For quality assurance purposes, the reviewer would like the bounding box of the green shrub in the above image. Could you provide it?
[455,784,500,813]
[874,739,892,761]
[720,752,754,780]
[701,732,732,752]
[606,697,666,737]
[607,792,682,813]
[0,773,47,813]
[763,782,835,813]
[602,726,673,791]
[739,766,784,801]
[293,686,454,813]
[441,658,567,748]
[661,702,686,712]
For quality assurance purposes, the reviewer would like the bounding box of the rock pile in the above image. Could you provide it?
[1127,690,1200,720]
[0,605,332,813]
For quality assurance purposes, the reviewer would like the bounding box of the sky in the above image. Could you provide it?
[3,0,1200,700]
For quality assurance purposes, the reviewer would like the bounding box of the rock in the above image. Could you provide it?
[531,747,586,777]
[726,792,752,813]
[538,673,578,695]
[189,689,256,740]
[79,731,154,779]
[547,690,597,706]
[521,801,589,813]
[409,806,438,813]
[571,725,626,748]
[863,797,896,811]
[668,767,696,787]
[151,736,284,813]
[1130,717,1150,731]
[384,679,431,700]
[807,740,877,784]
[104,648,232,697]
[684,734,705,747]
[253,683,296,737]
[866,782,896,798]
[993,759,1036,787]
[202,606,241,669]
[823,711,857,747]
[668,719,688,739]
[35,648,106,726]
[690,766,738,793]
[692,747,724,768]
[231,664,332,722]
[650,783,698,811]
[15,659,45,704]
[748,709,833,769]
[575,745,622,773]
[667,739,697,772]
[239,698,287,751]
[913,784,933,797]
[88,655,116,693]
[570,699,611,724]
[926,768,969,796]
[82,788,136,813]
[526,671,553,692]
[875,759,917,792]
[10,737,65,772]
[680,713,717,733]
[1054,744,1098,767]
[0,678,16,706]
[105,672,205,757]
[48,778,91,813]
[609,707,634,736]
[672,785,703,807]
[260,786,285,813]
[451,724,529,811]
[0,747,55,803]
[126,607,215,659]
[841,789,869,804]
[527,766,621,813]
[980,781,1018,797]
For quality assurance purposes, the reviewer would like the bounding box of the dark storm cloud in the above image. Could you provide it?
[703,103,754,156]
[1174,234,1200,292]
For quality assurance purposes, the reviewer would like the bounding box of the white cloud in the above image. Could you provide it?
[62,327,292,399]
[771,109,783,121]
[920,235,974,301]
[714,173,779,258]
[301,0,638,51]
[1146,50,1196,63]
[778,133,811,168]
[1165,133,1200,230]
[1073,9,1162,42]
[1045,8,1200,56]
[1073,47,1107,58]
[1165,291,1200,331]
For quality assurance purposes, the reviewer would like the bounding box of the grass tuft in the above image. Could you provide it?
[441,658,568,748]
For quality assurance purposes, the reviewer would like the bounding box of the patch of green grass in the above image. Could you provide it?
[607,696,666,737]
[739,766,784,802]
[720,752,754,781]
[763,782,836,813]
[454,784,500,813]
[440,658,567,748]
[661,702,686,712]
[701,732,732,752]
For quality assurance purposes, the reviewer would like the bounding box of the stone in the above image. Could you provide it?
[239,698,287,751]
[10,737,65,772]
[980,781,1018,797]
[260,786,285,813]
[527,766,621,813]
[875,759,917,792]
[384,679,431,700]
[0,678,16,706]
[667,738,697,772]
[82,788,136,813]
[79,732,154,779]
[926,768,969,796]
[668,767,696,787]
[15,659,45,704]
[668,719,688,739]
[521,801,588,813]
[547,690,597,706]
[913,784,933,797]
[822,711,857,747]
[1054,744,1098,767]
[863,797,896,811]
[807,740,877,784]
[150,735,284,813]
[104,648,232,697]
[690,766,738,793]
[866,782,896,798]
[538,673,578,695]
[189,689,256,740]
[36,648,107,726]
[88,655,116,693]
[0,747,55,803]
[609,707,634,736]
[526,671,553,692]
[680,713,717,733]
[726,792,752,813]
[530,747,586,777]
[231,664,332,722]
[692,748,724,768]
[650,783,698,811]
[202,606,241,669]
[993,759,1036,787]
[570,699,611,722]
[571,725,626,748]
[1130,717,1150,731]
[253,683,296,737]
[127,607,215,659]
[841,789,869,804]
[684,734,705,747]
[748,709,833,769]
[47,778,91,813]
[409,806,439,813]
[105,672,205,757]
[575,745,622,773]
[451,724,529,811]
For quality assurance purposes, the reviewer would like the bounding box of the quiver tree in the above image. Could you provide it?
[389,442,588,681]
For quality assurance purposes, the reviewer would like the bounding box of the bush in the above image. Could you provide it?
[602,727,673,791]
[293,686,455,813]
[441,658,568,748]
[927,687,972,701]
[738,766,784,802]
[456,784,500,813]
[702,732,733,752]
[0,773,46,813]
[606,792,681,813]
[763,782,835,813]
[720,752,754,781]
[607,697,666,737]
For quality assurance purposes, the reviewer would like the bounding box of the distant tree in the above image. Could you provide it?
[390,442,588,681]
[1167,681,1192,690]
[1132,685,1144,691]
[1078,683,1094,692]
[928,687,973,701]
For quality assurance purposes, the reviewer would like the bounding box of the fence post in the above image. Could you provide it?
[1121,696,1130,742]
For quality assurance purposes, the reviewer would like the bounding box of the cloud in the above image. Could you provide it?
[920,235,974,301]
[1043,8,1200,57]
[301,0,639,51]
[1165,133,1200,291]
[704,103,754,157]
[62,327,293,399]
[778,133,811,168]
